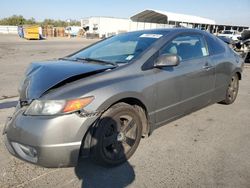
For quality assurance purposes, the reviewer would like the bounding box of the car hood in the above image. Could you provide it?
[19,60,115,100]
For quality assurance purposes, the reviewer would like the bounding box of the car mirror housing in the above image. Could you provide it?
[154,54,180,68]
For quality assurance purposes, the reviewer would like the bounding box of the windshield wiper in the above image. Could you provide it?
[76,57,117,66]
[58,57,77,61]
[114,61,127,64]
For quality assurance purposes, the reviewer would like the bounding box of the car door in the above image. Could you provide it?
[205,34,232,102]
[154,34,215,126]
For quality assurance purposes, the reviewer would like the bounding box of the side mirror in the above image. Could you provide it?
[154,54,180,68]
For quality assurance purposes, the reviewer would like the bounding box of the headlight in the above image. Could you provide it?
[24,96,94,116]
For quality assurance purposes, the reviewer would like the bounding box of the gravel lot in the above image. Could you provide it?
[0,34,250,188]
[0,35,99,99]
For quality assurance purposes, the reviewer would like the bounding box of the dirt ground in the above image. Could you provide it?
[0,34,250,188]
[0,35,99,99]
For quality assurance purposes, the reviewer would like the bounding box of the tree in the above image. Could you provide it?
[0,15,25,25]
[25,17,36,25]
[0,15,81,27]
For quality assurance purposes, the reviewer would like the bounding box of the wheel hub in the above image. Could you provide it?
[117,132,125,142]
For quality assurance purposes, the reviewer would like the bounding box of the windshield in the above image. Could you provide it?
[70,31,168,64]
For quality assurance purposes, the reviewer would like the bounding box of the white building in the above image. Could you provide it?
[81,16,176,38]
[81,17,130,38]
[131,9,216,29]
[81,9,249,38]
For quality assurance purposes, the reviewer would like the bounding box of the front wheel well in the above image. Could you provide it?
[79,97,150,159]
[114,98,150,137]
[236,72,241,80]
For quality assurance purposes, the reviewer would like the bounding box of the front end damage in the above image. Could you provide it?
[3,108,99,167]
[3,60,113,167]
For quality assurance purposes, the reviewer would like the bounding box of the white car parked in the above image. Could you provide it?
[218,30,241,41]
[65,26,82,37]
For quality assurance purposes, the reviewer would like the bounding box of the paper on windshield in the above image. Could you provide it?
[139,34,163,39]
[126,55,134,61]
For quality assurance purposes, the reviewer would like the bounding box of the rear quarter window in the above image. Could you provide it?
[206,34,226,55]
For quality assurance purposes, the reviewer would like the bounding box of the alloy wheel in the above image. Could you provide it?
[102,114,138,161]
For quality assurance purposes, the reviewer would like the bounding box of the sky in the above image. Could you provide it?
[1,0,250,26]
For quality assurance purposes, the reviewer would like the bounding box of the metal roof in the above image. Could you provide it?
[131,9,216,25]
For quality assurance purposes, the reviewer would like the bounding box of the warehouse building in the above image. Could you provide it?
[131,9,249,33]
[81,9,249,38]
[81,17,130,38]
[131,9,216,29]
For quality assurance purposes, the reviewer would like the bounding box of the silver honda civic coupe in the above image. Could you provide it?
[3,28,243,167]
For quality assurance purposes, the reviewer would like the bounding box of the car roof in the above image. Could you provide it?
[127,28,206,36]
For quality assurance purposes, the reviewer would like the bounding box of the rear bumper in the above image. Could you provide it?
[3,108,98,167]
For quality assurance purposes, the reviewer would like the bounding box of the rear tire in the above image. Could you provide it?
[220,74,239,105]
[91,103,142,166]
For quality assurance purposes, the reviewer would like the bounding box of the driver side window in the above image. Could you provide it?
[160,34,209,61]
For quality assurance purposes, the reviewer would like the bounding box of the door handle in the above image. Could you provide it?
[203,63,213,71]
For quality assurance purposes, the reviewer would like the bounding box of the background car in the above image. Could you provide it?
[238,29,250,63]
[221,29,250,63]
[218,30,241,41]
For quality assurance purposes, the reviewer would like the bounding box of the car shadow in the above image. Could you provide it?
[0,101,18,109]
[75,158,135,188]
[74,116,136,188]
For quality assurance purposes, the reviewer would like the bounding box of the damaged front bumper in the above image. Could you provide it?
[3,106,99,167]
